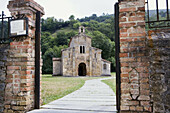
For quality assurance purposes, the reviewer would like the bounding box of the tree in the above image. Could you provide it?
[91,31,112,59]
[69,15,75,21]
[55,32,68,46]
[42,48,54,74]
[89,20,99,31]
[66,31,77,39]
[73,22,81,29]
[41,32,52,55]
[41,17,58,33]
[53,45,68,57]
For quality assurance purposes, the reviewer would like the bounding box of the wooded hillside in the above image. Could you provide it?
[41,14,116,74]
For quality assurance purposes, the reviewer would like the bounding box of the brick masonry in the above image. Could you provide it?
[119,0,151,112]
[4,38,36,113]
[0,0,169,112]
[119,0,170,112]
[0,0,44,112]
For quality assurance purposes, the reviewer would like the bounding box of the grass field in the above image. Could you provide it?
[41,75,107,105]
[102,73,116,94]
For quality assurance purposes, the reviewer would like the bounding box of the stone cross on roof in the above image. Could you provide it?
[79,26,85,34]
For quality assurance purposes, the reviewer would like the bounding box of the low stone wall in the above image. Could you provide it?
[0,44,9,112]
[53,58,62,76]
[101,60,111,76]
[147,30,170,113]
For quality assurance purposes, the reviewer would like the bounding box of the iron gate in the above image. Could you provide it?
[114,2,121,112]
[146,0,170,28]
[35,11,41,109]
[0,11,12,44]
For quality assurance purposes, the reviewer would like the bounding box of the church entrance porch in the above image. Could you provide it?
[78,63,86,76]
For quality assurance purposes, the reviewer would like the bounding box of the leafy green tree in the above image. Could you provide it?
[55,32,68,46]
[41,17,58,33]
[69,15,75,21]
[66,31,77,39]
[81,22,89,27]
[73,22,81,29]
[42,48,54,74]
[92,31,112,59]
[53,45,68,57]
[89,20,99,31]
[41,32,52,55]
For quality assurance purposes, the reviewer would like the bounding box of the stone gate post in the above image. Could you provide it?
[3,0,44,112]
[119,0,151,112]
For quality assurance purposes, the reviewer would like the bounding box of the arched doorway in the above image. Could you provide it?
[78,63,86,76]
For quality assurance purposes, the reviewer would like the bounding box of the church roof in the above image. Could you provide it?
[53,58,61,61]
[102,59,111,64]
[68,26,92,47]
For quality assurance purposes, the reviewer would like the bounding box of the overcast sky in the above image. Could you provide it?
[0,0,169,20]
[0,0,118,20]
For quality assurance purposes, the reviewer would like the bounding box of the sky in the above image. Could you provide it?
[0,0,169,20]
[0,0,118,20]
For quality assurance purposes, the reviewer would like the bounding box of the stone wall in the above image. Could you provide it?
[147,30,170,113]
[53,58,62,76]
[62,47,74,76]
[91,47,102,76]
[0,44,9,113]
[101,60,111,76]
[62,33,103,77]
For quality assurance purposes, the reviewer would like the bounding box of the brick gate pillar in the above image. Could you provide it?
[4,0,44,112]
[119,0,151,112]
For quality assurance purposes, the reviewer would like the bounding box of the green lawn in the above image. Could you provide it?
[102,73,116,94]
[41,75,106,105]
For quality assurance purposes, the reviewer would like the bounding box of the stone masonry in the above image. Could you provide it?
[0,44,9,112]
[0,0,44,112]
[53,26,111,77]
[147,29,170,113]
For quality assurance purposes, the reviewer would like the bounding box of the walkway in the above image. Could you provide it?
[28,77,117,113]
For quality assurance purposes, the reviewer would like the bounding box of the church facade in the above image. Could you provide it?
[53,26,111,77]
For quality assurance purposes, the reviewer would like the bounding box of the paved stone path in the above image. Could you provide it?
[28,77,117,113]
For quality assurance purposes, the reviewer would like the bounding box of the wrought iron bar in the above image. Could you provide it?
[147,0,150,22]
[1,11,5,39]
[146,0,170,29]
[115,2,121,112]
[166,0,169,20]
[156,0,159,21]
[146,19,170,23]
[0,11,12,43]
[34,11,41,109]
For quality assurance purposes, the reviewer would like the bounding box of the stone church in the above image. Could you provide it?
[53,26,111,76]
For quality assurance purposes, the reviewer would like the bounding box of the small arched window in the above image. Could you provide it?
[80,46,85,54]
[83,46,85,53]
[103,64,107,70]
[81,28,83,32]
[80,46,82,53]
